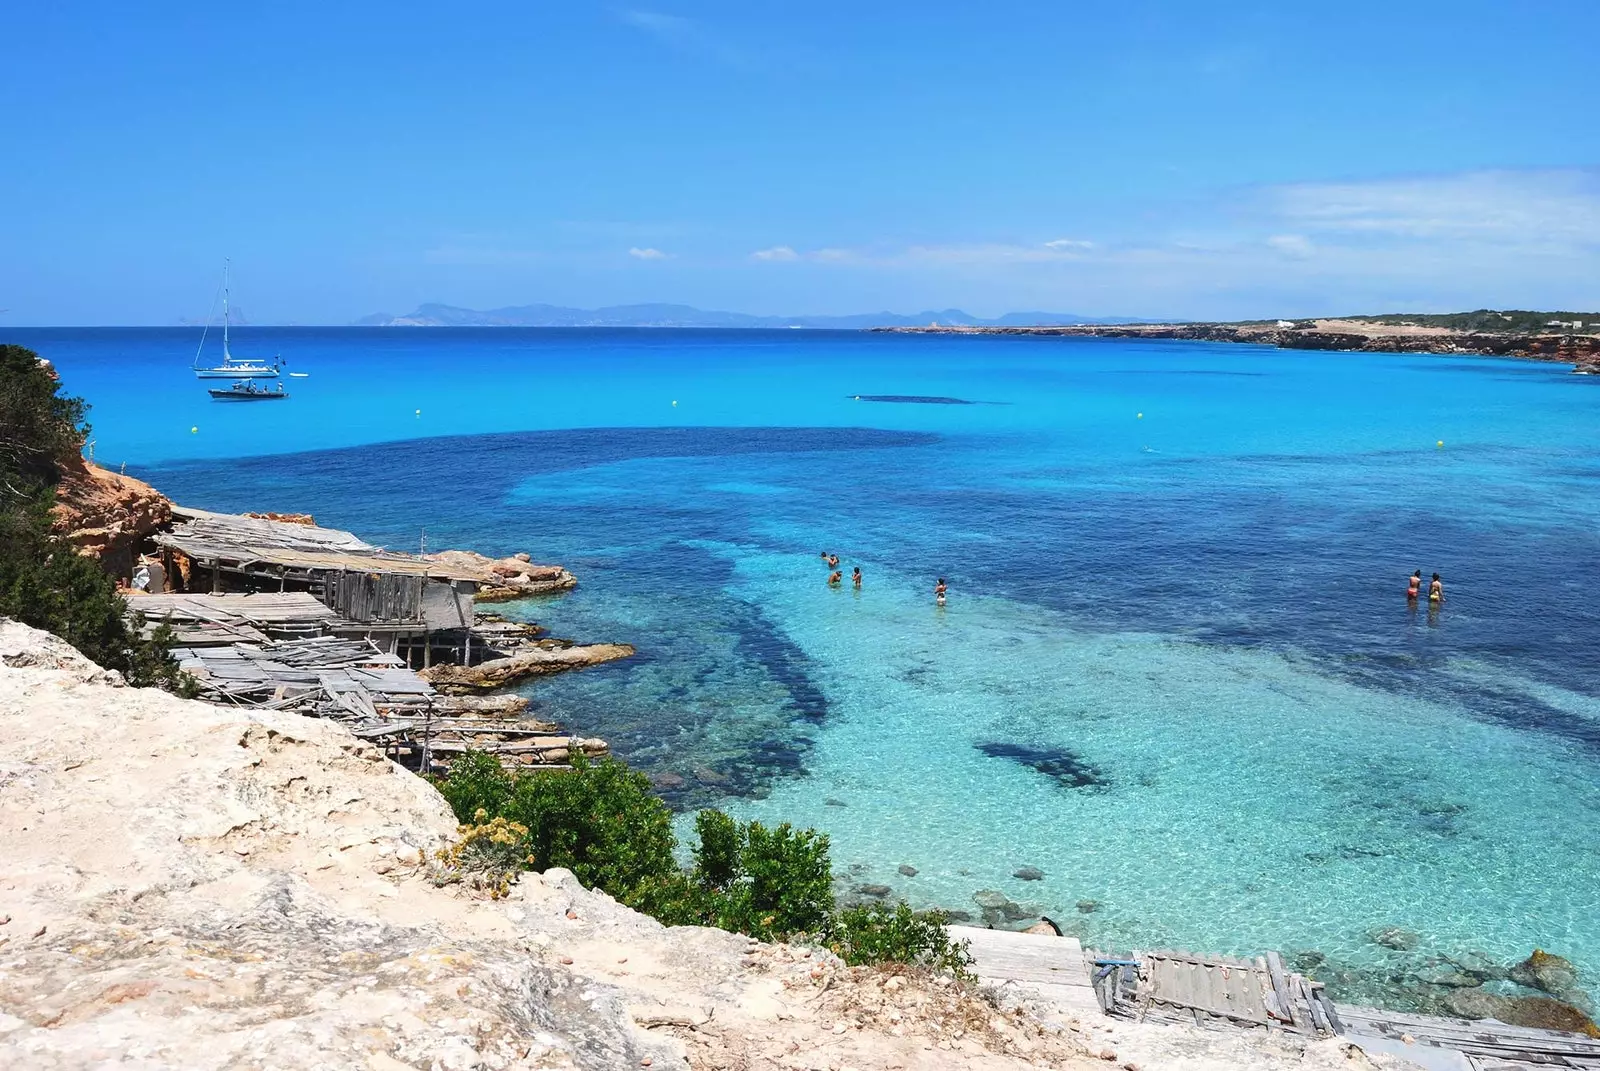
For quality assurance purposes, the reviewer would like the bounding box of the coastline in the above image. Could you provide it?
[873,319,1600,373]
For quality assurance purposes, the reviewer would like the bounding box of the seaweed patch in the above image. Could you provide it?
[975,741,1109,790]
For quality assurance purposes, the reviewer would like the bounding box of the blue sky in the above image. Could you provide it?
[2,1,1597,324]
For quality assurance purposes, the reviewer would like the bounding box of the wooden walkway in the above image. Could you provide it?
[1095,947,1339,1037]
[950,926,1100,1018]
[1335,1005,1600,1070]
[958,937,1600,1070]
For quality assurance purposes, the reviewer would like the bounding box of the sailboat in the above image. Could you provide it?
[192,262,284,379]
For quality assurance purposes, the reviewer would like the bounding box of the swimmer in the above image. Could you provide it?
[827,554,840,569]
[852,566,862,589]
[934,577,947,605]
[1429,572,1444,604]
[828,569,843,587]
[819,551,830,562]
[1407,570,1422,600]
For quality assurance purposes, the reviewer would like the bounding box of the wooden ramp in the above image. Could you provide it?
[1097,948,1339,1037]
[950,926,1100,1018]
[1336,1004,1600,1070]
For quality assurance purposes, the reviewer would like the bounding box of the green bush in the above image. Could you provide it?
[444,751,679,911]
[437,749,515,822]
[826,902,974,980]
[437,751,966,977]
[692,808,741,888]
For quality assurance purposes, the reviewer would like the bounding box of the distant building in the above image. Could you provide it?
[1275,320,1296,329]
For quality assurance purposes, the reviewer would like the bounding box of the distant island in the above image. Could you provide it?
[875,311,1600,374]
[353,301,1151,329]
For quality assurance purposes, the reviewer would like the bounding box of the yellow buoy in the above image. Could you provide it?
[1137,412,1144,419]
[1437,440,1444,448]
[190,426,198,434]
[672,400,678,407]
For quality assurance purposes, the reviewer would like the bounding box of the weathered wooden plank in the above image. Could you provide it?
[1264,951,1297,1027]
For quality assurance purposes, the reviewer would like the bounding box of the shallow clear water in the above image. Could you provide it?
[21,326,1600,1005]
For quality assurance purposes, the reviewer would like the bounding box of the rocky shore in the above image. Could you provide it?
[0,619,1407,1071]
[876,320,1600,373]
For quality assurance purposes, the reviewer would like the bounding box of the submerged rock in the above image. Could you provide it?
[972,890,1011,910]
[897,864,918,877]
[1012,866,1045,882]
[1510,950,1583,1004]
[1371,926,1420,952]
[1441,949,1508,984]
[974,741,1108,790]
[1442,990,1600,1035]
[824,797,848,807]
[852,884,893,899]
[942,909,974,923]
[1292,950,1326,972]
[1076,899,1100,914]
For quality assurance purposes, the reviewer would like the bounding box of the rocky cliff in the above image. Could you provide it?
[0,620,1406,1071]
[48,455,173,574]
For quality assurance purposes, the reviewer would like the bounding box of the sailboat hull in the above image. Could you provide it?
[195,366,281,379]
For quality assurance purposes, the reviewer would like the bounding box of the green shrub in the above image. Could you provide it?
[435,751,968,978]
[438,750,515,822]
[826,902,974,979]
[692,808,741,888]
[0,343,192,694]
[736,820,834,939]
[499,751,679,909]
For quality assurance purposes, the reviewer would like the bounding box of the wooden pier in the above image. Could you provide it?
[950,926,1101,1018]
[955,934,1600,1069]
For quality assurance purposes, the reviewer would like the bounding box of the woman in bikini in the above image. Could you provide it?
[1429,573,1444,604]
[934,577,947,605]
[1407,570,1422,600]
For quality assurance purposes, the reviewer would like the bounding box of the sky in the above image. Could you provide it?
[2,1,1598,324]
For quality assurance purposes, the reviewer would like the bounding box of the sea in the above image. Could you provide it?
[18,325,1600,1006]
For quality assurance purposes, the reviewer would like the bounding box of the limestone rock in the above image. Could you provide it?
[424,549,578,598]
[419,642,635,692]
[897,864,918,877]
[1013,865,1045,881]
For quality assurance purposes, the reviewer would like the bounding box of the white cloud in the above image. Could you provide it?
[1267,169,1600,247]
[619,9,753,70]
[750,245,799,262]
[628,247,670,260]
[738,170,1600,317]
[1265,234,1314,258]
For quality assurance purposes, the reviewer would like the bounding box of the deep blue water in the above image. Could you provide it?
[18,326,1600,1005]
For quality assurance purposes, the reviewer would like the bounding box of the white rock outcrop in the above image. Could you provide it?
[0,621,1409,1070]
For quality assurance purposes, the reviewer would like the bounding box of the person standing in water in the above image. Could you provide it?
[828,569,843,587]
[1407,570,1422,600]
[934,577,947,605]
[852,566,862,589]
[1429,573,1444,603]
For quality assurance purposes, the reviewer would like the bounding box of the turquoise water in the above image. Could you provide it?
[20,326,1600,1006]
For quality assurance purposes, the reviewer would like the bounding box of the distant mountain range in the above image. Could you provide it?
[353,302,1148,329]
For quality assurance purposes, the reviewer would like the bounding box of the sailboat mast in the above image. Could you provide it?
[222,260,231,359]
